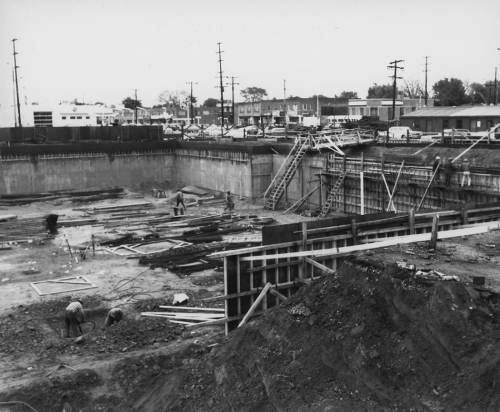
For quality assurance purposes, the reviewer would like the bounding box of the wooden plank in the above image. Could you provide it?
[387,160,404,212]
[246,260,300,273]
[239,225,491,261]
[270,288,288,302]
[304,257,335,275]
[185,311,265,328]
[238,282,272,327]
[381,173,397,212]
[158,306,224,312]
[203,279,310,301]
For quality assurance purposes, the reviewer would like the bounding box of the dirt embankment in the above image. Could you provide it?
[129,258,500,412]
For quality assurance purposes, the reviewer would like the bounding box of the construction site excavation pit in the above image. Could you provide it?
[1,138,500,411]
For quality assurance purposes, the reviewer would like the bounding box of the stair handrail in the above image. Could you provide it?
[262,137,308,204]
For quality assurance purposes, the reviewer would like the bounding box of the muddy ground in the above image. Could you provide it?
[1,184,500,412]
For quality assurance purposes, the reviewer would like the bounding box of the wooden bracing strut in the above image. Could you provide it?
[417,162,440,211]
[318,171,347,218]
[264,138,310,210]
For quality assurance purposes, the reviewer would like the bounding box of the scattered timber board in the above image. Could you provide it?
[30,276,97,296]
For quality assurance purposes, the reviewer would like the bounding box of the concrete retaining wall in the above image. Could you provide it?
[0,153,175,194]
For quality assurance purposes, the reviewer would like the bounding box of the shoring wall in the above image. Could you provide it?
[0,141,279,196]
[324,153,500,214]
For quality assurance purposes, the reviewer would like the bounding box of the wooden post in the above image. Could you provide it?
[381,154,385,212]
[429,214,439,250]
[451,128,455,144]
[409,208,415,235]
[351,219,359,245]
[461,208,469,225]
[300,222,308,279]
[238,282,271,327]
[319,171,323,210]
[342,156,347,213]
[360,152,364,215]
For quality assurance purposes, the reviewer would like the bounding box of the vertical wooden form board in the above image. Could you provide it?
[300,222,308,279]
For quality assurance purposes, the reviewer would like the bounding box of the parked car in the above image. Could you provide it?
[226,125,259,138]
[384,126,423,139]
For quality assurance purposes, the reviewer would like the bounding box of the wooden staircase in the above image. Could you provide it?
[264,139,310,210]
[318,172,347,218]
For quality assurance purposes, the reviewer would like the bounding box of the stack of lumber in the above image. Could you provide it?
[0,215,48,240]
[141,306,225,326]
[138,242,249,273]
[77,201,153,214]
[0,188,124,205]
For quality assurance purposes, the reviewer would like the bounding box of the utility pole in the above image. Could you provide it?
[495,67,498,106]
[387,60,404,122]
[217,43,225,136]
[284,80,287,138]
[12,39,22,127]
[186,82,198,125]
[423,56,430,107]
[225,77,239,125]
[134,89,138,124]
[12,69,17,127]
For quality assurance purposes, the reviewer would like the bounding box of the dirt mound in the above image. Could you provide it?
[131,257,500,412]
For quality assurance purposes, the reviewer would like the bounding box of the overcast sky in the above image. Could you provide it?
[1,0,499,109]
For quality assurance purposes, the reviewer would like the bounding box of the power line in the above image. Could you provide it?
[12,39,21,128]
[387,60,404,121]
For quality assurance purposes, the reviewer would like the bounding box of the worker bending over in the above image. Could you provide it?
[65,299,84,338]
[105,307,124,327]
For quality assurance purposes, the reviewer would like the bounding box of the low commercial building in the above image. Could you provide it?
[400,106,500,133]
[0,104,118,127]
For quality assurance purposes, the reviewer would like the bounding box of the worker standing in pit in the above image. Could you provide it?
[65,299,84,338]
[461,158,471,187]
[104,308,123,327]
[224,190,234,212]
[176,188,186,211]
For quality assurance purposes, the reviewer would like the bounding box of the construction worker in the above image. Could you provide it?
[432,156,441,185]
[65,299,84,338]
[176,188,186,211]
[224,191,234,212]
[445,158,454,187]
[461,158,471,187]
[104,308,123,327]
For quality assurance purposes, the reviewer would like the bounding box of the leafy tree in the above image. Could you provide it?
[311,94,328,98]
[240,87,268,103]
[70,98,85,105]
[158,90,188,107]
[367,83,397,99]
[468,81,497,104]
[122,97,142,109]
[338,91,358,99]
[203,98,219,107]
[403,78,424,98]
[94,101,106,106]
[432,78,470,106]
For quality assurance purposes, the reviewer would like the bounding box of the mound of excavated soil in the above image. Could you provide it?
[129,257,500,412]
[2,258,500,412]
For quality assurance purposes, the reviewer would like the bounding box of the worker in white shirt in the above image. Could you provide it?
[65,299,84,338]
